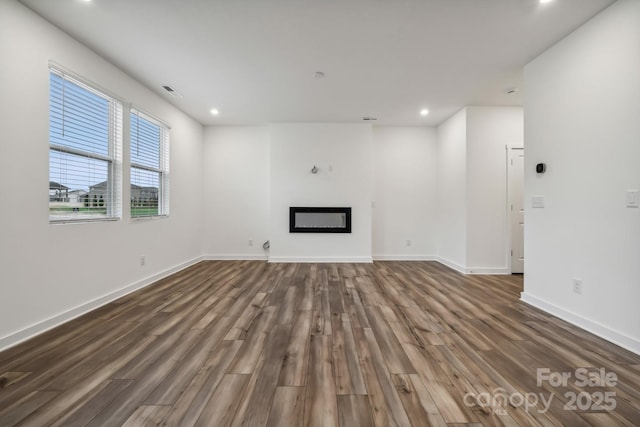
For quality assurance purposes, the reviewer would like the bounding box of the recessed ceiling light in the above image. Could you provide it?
[420,109,429,116]
[210,109,219,116]
[540,0,553,3]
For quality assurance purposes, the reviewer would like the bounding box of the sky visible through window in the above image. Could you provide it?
[130,112,163,216]
[49,73,163,216]
[130,112,161,194]
[130,112,160,169]
[49,72,110,194]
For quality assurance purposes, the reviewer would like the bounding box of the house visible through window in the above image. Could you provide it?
[49,68,122,222]
[130,110,169,217]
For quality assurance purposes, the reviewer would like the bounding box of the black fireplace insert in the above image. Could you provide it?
[289,207,352,233]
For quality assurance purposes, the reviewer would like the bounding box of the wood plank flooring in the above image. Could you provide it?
[1,261,639,426]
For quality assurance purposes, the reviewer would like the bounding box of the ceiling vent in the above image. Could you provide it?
[162,85,183,98]
[362,116,377,121]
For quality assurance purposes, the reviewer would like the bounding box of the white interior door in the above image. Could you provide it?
[508,148,524,274]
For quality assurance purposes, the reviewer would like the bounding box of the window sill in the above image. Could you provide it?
[50,217,120,225]
[131,214,169,222]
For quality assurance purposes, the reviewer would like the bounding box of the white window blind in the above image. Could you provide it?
[130,109,169,217]
[49,68,122,222]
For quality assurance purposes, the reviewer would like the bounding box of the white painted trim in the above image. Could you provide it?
[466,267,510,275]
[0,256,203,352]
[434,257,508,275]
[521,292,640,356]
[435,256,467,274]
[268,256,373,263]
[506,144,525,275]
[373,255,437,261]
[203,254,268,261]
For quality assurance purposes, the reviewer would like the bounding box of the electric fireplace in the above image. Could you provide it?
[289,207,352,233]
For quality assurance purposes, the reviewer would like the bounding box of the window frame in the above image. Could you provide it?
[48,65,123,223]
[129,108,170,219]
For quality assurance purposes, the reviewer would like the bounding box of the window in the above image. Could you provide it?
[49,68,122,222]
[130,110,169,217]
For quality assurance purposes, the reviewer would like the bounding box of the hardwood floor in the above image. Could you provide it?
[1,261,638,426]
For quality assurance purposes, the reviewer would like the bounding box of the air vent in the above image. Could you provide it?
[362,116,377,121]
[162,85,183,98]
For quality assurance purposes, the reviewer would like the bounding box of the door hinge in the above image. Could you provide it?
[511,250,513,256]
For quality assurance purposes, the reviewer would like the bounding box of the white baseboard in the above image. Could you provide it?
[435,256,467,274]
[434,257,508,275]
[0,255,203,353]
[521,292,640,355]
[373,255,436,261]
[268,256,373,263]
[203,254,505,273]
[465,267,510,275]
[203,254,268,261]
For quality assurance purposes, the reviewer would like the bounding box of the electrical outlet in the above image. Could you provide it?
[406,239,412,247]
[248,239,253,246]
[572,278,582,294]
[140,255,146,266]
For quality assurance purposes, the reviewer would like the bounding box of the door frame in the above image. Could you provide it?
[506,145,524,274]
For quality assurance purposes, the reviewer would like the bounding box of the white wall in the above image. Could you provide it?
[372,127,437,260]
[202,124,440,262]
[523,0,640,353]
[269,124,373,262]
[435,107,523,274]
[436,109,467,270]
[466,106,523,273]
[202,126,270,259]
[0,1,204,350]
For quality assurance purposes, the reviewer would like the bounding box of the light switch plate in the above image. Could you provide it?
[532,196,545,208]
[626,190,639,208]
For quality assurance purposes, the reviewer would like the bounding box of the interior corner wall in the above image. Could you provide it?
[436,109,467,271]
[372,126,437,260]
[523,0,640,353]
[269,123,373,262]
[202,126,270,259]
[466,106,523,273]
[0,0,204,350]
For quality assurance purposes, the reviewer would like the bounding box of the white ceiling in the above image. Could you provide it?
[20,0,615,126]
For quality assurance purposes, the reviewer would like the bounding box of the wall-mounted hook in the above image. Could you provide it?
[311,165,318,174]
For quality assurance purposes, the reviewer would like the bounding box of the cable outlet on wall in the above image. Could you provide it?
[572,278,582,294]
[140,255,146,266]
